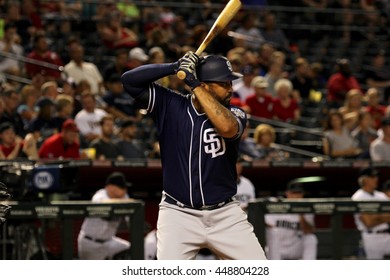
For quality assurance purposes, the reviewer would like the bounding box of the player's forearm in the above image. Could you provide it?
[121,62,179,98]
[360,213,390,227]
[193,86,239,138]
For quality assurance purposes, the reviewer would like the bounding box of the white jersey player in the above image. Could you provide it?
[265,183,318,260]
[235,160,256,210]
[351,167,390,259]
[77,172,131,259]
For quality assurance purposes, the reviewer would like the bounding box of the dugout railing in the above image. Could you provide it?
[247,198,390,260]
[0,200,145,260]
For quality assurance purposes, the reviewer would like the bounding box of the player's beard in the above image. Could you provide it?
[209,88,231,107]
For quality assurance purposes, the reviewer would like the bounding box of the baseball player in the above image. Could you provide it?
[351,167,390,259]
[265,183,318,260]
[77,172,131,259]
[235,159,256,210]
[121,52,266,259]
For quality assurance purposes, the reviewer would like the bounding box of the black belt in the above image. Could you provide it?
[84,235,108,243]
[164,196,235,211]
[366,229,390,234]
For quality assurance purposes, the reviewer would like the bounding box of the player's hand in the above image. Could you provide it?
[178,51,201,90]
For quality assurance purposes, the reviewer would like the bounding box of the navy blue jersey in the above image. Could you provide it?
[145,83,246,208]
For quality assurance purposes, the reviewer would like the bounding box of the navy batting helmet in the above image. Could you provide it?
[197,55,242,82]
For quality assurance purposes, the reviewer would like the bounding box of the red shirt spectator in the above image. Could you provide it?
[365,88,386,130]
[38,119,80,159]
[25,35,63,80]
[0,122,24,159]
[272,78,300,123]
[245,76,274,119]
[272,98,299,122]
[327,58,362,107]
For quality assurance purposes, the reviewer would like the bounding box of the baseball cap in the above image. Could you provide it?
[129,47,149,62]
[381,117,390,127]
[0,122,14,133]
[105,172,132,189]
[36,97,55,108]
[251,76,269,88]
[62,119,79,132]
[286,182,304,193]
[359,167,379,177]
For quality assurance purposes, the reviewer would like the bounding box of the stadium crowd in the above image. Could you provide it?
[0,0,390,162]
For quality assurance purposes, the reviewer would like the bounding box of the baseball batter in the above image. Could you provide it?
[265,183,318,260]
[77,172,131,259]
[121,51,266,260]
[351,167,390,259]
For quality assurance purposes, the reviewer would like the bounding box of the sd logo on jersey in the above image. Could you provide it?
[203,128,226,158]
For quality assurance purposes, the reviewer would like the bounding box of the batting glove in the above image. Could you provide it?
[179,51,201,90]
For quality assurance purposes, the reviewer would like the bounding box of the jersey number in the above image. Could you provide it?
[203,128,226,158]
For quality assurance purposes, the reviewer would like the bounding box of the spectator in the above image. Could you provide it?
[239,122,262,161]
[265,183,318,260]
[260,12,289,52]
[244,76,274,119]
[0,23,24,76]
[17,85,39,131]
[254,123,289,161]
[234,13,263,50]
[370,118,390,161]
[362,49,390,104]
[322,110,362,158]
[98,11,138,51]
[102,48,130,82]
[27,97,57,142]
[64,43,105,95]
[365,87,387,130]
[25,34,63,80]
[116,120,145,160]
[339,89,364,130]
[272,78,300,123]
[102,74,139,122]
[60,77,82,117]
[351,111,378,159]
[89,114,120,160]
[290,57,313,103]
[382,180,390,198]
[38,119,80,159]
[74,92,107,146]
[52,94,74,131]
[232,65,256,103]
[351,167,390,259]
[77,171,131,260]
[326,58,362,108]
[0,88,25,137]
[0,122,24,160]
[40,81,59,101]
[264,51,287,97]
[127,47,149,70]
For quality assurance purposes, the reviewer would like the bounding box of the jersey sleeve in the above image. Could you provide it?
[227,105,247,140]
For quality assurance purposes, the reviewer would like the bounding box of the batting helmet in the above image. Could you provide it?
[197,55,242,82]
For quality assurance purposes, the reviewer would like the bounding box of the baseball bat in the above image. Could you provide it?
[177,0,242,80]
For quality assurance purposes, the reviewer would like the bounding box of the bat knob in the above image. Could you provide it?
[177,70,186,80]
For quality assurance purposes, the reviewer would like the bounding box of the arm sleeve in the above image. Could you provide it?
[120,62,179,99]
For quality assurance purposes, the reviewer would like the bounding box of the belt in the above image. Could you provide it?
[164,196,235,211]
[366,229,390,234]
[84,235,108,243]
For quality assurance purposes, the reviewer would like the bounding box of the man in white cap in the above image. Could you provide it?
[244,75,274,119]
[128,47,149,69]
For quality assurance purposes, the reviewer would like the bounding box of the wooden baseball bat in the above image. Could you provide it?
[177,0,242,80]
